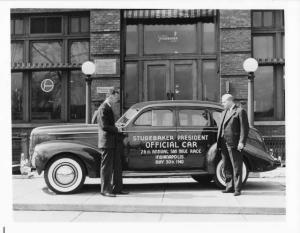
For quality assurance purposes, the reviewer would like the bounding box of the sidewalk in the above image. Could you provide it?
[13,168,285,215]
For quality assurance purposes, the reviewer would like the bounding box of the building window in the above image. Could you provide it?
[30,17,62,34]
[126,25,138,55]
[252,10,285,121]
[70,16,89,33]
[31,71,62,120]
[11,18,24,35]
[11,73,23,121]
[11,12,90,123]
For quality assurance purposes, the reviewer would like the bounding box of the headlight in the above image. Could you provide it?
[31,150,38,168]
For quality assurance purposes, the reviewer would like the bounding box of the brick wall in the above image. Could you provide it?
[219,10,251,105]
[90,9,121,118]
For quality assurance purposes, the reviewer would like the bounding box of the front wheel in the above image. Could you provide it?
[44,155,86,194]
[213,158,249,189]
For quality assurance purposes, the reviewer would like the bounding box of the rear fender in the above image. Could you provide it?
[33,141,101,177]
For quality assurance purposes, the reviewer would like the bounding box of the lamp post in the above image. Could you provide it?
[81,61,96,124]
[243,58,258,127]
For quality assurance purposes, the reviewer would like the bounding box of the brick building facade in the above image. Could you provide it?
[11,9,285,168]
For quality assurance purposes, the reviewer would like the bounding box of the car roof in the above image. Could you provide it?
[130,100,223,111]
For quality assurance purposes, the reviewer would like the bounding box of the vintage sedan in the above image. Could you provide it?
[29,100,280,194]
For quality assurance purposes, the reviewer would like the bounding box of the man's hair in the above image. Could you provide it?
[221,93,234,102]
[106,87,119,97]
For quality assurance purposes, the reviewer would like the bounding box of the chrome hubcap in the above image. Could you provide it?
[55,165,76,185]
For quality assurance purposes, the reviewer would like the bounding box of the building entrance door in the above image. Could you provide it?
[144,60,197,101]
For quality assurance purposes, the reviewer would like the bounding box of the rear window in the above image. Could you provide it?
[134,109,174,127]
[178,109,210,127]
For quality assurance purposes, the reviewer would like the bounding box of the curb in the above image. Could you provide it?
[13,203,285,215]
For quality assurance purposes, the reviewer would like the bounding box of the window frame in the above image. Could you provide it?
[133,108,176,127]
[177,108,211,127]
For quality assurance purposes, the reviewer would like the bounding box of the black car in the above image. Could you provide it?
[30,100,280,194]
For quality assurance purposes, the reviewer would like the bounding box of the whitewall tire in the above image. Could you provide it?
[213,158,249,189]
[45,156,86,194]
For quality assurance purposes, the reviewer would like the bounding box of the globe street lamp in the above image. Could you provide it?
[243,58,258,127]
[81,61,96,124]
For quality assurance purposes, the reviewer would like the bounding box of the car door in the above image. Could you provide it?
[176,107,217,169]
[125,107,178,170]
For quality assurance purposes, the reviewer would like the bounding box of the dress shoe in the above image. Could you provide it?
[114,190,129,195]
[101,192,116,197]
[222,189,234,193]
[234,191,241,196]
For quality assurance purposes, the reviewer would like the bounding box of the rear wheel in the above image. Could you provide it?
[213,158,249,189]
[45,155,86,194]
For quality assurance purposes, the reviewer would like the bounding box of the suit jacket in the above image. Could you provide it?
[97,102,119,149]
[217,104,249,148]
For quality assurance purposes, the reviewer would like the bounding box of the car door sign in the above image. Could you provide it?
[133,134,209,165]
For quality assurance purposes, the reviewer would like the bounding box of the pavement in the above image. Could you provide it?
[12,167,286,217]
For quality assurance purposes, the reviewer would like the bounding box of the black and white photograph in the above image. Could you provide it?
[2,0,300,232]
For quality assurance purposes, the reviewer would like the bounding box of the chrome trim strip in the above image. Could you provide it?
[47,131,97,135]
[123,170,208,177]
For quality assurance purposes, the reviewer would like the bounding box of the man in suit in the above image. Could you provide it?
[97,88,127,197]
[217,94,249,196]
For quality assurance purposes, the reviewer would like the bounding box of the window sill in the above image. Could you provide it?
[254,121,285,126]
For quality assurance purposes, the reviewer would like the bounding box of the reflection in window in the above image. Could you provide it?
[152,110,173,126]
[11,73,23,120]
[126,25,138,55]
[203,23,215,53]
[70,71,85,120]
[202,61,218,102]
[254,66,274,119]
[11,43,23,65]
[135,111,151,126]
[253,36,274,58]
[144,24,196,54]
[31,71,62,120]
[31,42,62,64]
[70,41,89,63]
[125,63,138,105]
[179,109,209,127]
[212,111,221,127]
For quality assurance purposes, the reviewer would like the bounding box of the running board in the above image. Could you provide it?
[123,170,209,178]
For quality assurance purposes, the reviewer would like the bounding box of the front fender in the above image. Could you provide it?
[206,143,219,174]
[33,140,101,177]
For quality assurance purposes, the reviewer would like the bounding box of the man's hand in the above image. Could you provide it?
[237,142,245,151]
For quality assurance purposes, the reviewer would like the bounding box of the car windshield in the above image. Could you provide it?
[116,107,139,126]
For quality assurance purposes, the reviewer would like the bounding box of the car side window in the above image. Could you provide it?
[134,109,174,127]
[134,111,152,126]
[178,109,210,127]
[212,111,222,127]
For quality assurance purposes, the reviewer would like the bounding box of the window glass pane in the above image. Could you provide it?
[11,73,23,121]
[254,66,274,119]
[31,71,62,120]
[31,42,62,64]
[253,36,274,58]
[179,109,209,127]
[212,111,221,127]
[203,23,215,53]
[80,17,89,32]
[144,24,196,54]
[31,18,45,33]
[70,41,89,63]
[152,110,173,127]
[71,17,80,33]
[46,17,62,33]
[70,71,85,120]
[282,34,285,58]
[11,43,23,65]
[126,25,138,55]
[202,61,218,101]
[135,111,151,126]
[147,65,167,101]
[263,12,273,27]
[14,19,24,34]
[252,11,262,27]
[125,63,138,105]
[174,64,193,100]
